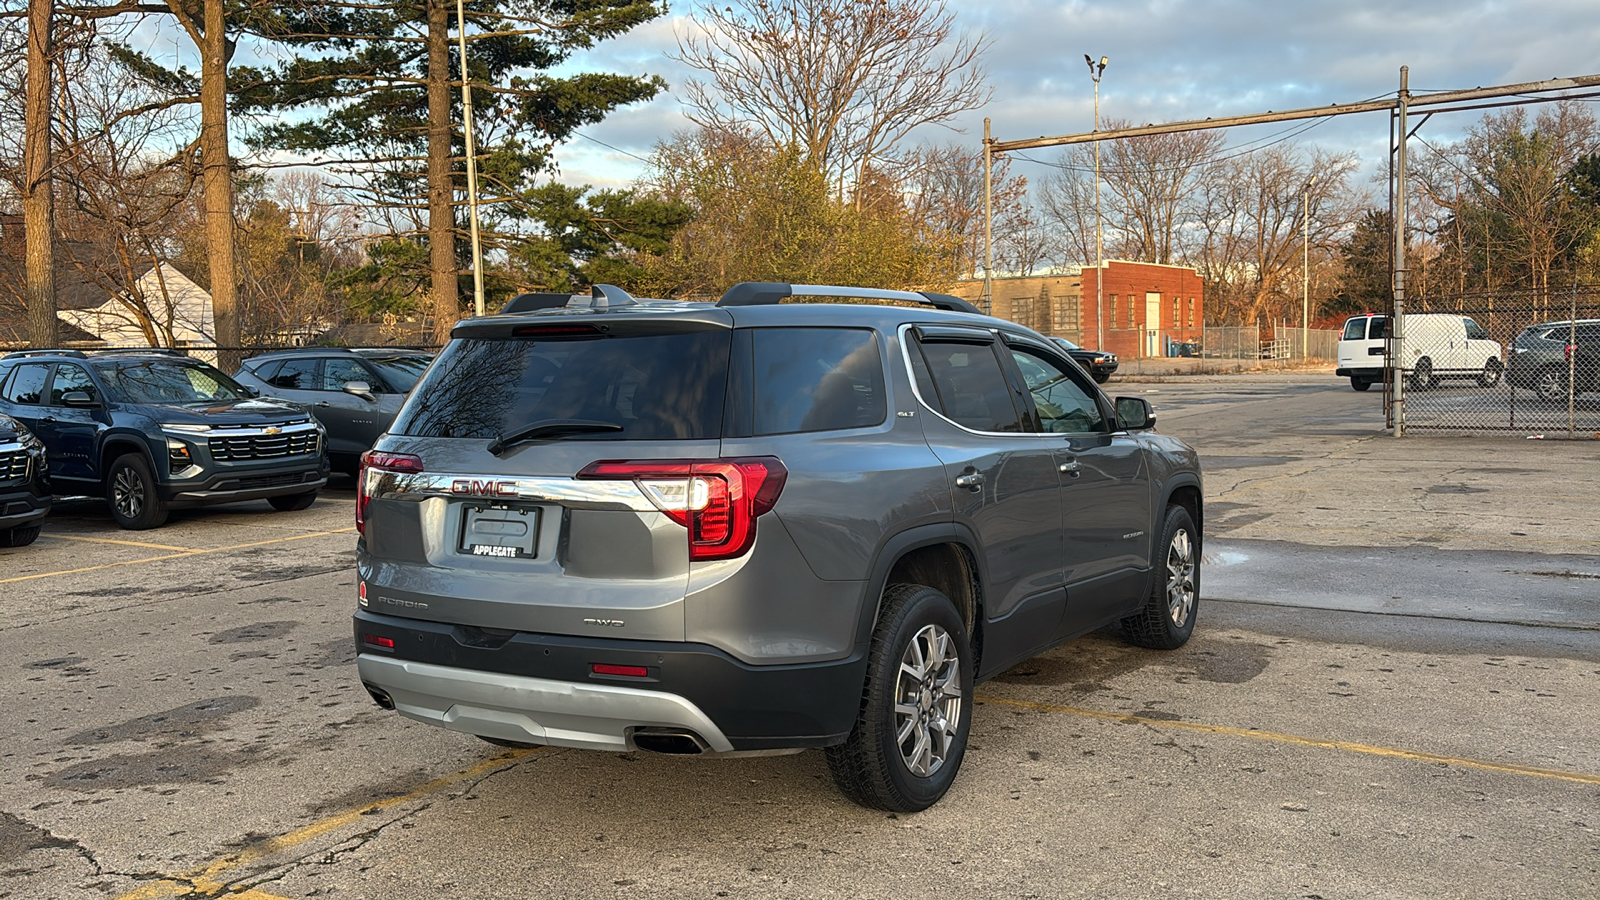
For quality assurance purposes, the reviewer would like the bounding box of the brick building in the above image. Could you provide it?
[941,260,1205,359]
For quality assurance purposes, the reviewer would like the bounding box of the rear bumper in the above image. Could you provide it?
[1335,366,1383,379]
[353,610,867,752]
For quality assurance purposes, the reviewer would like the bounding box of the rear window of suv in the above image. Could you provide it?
[393,330,731,441]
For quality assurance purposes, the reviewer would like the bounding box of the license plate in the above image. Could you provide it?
[460,505,539,558]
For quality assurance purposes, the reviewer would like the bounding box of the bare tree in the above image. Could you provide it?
[1039,124,1223,268]
[1038,158,1097,269]
[674,0,990,194]
[898,143,1028,279]
[1188,145,1358,325]
[1434,103,1599,300]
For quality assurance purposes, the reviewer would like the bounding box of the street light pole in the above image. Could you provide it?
[1086,54,1107,352]
[1303,173,1317,360]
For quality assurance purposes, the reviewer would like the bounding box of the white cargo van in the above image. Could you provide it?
[1335,313,1502,392]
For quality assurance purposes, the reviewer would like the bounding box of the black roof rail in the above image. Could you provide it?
[715,282,982,315]
[1,349,89,360]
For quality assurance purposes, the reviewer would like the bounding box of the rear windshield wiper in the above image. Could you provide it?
[487,419,623,456]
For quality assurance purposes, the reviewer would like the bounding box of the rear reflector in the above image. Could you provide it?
[592,663,649,678]
[363,634,395,650]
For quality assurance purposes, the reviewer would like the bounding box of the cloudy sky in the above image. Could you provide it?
[552,0,1600,191]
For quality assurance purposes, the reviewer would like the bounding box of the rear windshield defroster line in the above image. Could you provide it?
[392,331,733,441]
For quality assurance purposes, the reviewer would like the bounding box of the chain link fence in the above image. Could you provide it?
[1392,286,1600,436]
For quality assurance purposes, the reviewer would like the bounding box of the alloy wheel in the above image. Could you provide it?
[1166,528,1196,628]
[113,467,145,520]
[893,624,963,778]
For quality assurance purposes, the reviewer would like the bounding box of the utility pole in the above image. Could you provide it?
[457,0,485,318]
[982,117,992,315]
[1302,173,1316,360]
[23,0,57,349]
[1087,54,1107,352]
[1392,66,1409,437]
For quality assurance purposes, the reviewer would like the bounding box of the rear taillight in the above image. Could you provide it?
[1566,343,1575,362]
[577,457,787,561]
[357,450,424,534]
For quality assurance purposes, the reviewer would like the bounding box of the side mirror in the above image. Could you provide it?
[1115,396,1156,431]
[343,380,377,402]
[61,391,99,408]
[241,385,261,398]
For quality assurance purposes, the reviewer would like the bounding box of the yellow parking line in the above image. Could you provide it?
[0,528,357,586]
[39,533,196,552]
[980,695,1600,786]
[113,750,536,899]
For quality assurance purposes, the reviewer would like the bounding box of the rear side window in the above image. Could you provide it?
[749,328,886,435]
[394,331,731,440]
[1368,317,1389,339]
[916,340,1025,433]
[3,363,49,404]
[1341,318,1367,341]
[269,358,319,390]
[1464,318,1490,341]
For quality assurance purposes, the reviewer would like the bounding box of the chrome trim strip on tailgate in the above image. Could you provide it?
[368,470,657,511]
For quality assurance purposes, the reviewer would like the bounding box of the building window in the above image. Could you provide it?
[1109,295,1117,330]
[1188,298,1196,328]
[1171,297,1179,327]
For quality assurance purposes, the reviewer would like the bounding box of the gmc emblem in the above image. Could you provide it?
[451,479,517,497]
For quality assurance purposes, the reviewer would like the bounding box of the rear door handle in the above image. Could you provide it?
[1059,458,1081,475]
[954,472,985,490]
[314,401,331,407]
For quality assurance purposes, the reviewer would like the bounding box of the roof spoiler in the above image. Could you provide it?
[499,285,641,315]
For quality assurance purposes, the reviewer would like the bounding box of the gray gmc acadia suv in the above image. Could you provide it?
[354,283,1203,811]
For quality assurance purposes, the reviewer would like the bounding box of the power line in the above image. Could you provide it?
[571,130,653,165]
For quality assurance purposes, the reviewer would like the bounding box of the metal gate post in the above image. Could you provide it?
[1391,67,1410,437]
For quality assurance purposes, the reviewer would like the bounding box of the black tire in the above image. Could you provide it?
[1350,377,1372,392]
[1533,366,1568,403]
[1122,505,1199,650]
[106,453,168,530]
[1478,358,1503,388]
[826,583,973,813]
[268,490,317,512]
[1,523,42,547]
[1407,357,1432,391]
[1092,373,1110,384]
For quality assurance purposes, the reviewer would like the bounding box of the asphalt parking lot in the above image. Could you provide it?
[2,376,1597,899]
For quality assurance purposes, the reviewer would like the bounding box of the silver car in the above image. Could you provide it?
[353,284,1203,811]
[235,348,432,473]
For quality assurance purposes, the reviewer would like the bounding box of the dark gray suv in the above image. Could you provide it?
[354,283,1203,811]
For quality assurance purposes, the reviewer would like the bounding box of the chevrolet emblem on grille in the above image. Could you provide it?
[263,426,282,435]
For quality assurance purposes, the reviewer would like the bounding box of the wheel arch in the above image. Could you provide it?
[99,433,159,485]
[856,524,987,673]
[1161,476,1204,552]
